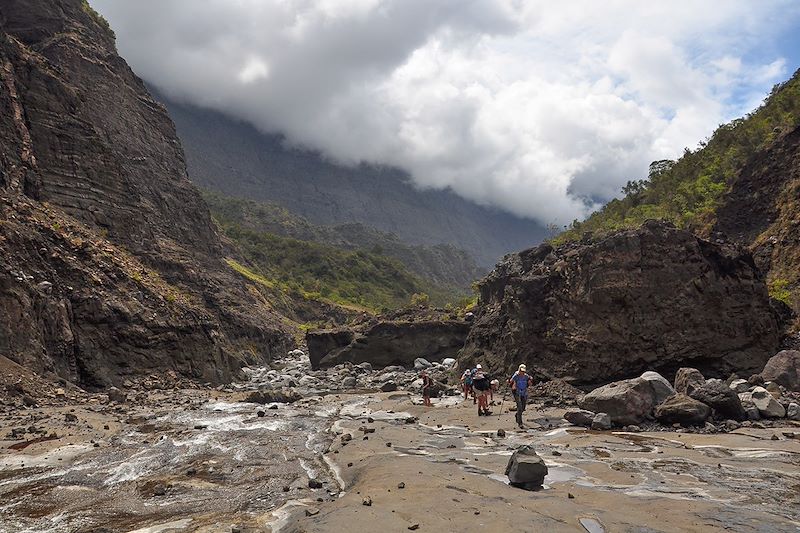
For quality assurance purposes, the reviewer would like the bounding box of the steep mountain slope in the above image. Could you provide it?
[158,94,548,267]
[203,190,484,290]
[554,69,800,312]
[0,0,290,387]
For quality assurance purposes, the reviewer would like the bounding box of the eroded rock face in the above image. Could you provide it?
[0,0,290,387]
[306,320,469,369]
[459,221,782,384]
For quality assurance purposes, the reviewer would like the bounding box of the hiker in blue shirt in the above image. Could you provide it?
[510,364,533,428]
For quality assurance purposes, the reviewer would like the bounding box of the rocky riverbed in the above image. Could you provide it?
[1,353,800,532]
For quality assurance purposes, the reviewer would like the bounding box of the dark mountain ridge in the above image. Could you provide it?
[156,93,548,267]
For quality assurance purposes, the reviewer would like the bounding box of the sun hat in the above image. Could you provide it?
[476,364,482,369]
[519,364,527,371]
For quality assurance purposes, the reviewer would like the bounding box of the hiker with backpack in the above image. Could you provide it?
[460,368,474,403]
[510,364,533,428]
[421,370,433,407]
[472,364,492,416]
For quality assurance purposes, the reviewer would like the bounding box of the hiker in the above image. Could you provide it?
[489,379,499,404]
[421,370,432,407]
[510,364,533,428]
[460,368,474,401]
[472,364,492,416]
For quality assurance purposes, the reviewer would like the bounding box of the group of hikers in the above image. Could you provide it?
[418,361,533,428]
[457,362,533,428]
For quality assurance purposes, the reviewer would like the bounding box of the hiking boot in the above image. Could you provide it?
[483,410,493,416]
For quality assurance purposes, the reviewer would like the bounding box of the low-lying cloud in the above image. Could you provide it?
[91,0,798,225]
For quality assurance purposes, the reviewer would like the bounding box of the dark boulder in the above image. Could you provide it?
[674,368,706,396]
[654,394,711,426]
[242,389,301,404]
[458,221,782,384]
[760,350,800,391]
[689,380,746,421]
[504,445,548,490]
[563,409,596,428]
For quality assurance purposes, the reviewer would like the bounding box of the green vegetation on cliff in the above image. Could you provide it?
[555,70,800,243]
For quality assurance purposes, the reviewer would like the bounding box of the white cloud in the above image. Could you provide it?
[91,0,798,225]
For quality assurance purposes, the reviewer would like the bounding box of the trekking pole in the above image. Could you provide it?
[497,387,508,418]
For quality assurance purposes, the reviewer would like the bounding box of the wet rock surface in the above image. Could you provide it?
[2,350,800,533]
[459,221,782,384]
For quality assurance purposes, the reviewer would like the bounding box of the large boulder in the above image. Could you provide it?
[688,380,746,421]
[748,387,786,418]
[307,320,469,369]
[760,350,800,391]
[640,371,675,404]
[458,221,782,384]
[504,446,548,490]
[674,368,706,396]
[655,394,711,426]
[577,377,655,426]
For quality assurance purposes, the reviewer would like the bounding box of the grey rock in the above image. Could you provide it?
[380,381,398,392]
[505,445,548,490]
[674,368,706,396]
[107,387,127,404]
[414,358,432,370]
[578,377,655,426]
[591,412,612,430]
[729,379,749,393]
[564,409,596,428]
[787,402,800,421]
[640,371,676,404]
[750,387,786,418]
[342,376,357,388]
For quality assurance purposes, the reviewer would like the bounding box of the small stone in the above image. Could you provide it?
[568,493,575,499]
[64,413,78,423]
[308,479,323,489]
[362,496,373,506]
[256,410,266,418]
[305,508,320,517]
[341,434,352,443]
[408,524,420,531]
[398,482,405,489]
[771,434,779,441]
[496,429,506,438]
[552,450,562,456]
[591,413,612,431]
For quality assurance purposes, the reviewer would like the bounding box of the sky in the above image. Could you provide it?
[91,0,800,226]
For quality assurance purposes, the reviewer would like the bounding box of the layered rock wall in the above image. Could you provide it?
[0,0,290,387]
[459,221,783,385]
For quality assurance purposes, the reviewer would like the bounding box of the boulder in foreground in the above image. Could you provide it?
[505,445,548,490]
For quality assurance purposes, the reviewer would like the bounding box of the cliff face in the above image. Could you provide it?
[0,0,291,387]
[714,124,800,313]
[459,221,783,385]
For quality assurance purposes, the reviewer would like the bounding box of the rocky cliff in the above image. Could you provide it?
[0,0,290,387]
[459,221,784,385]
[714,124,800,312]
[307,308,470,369]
